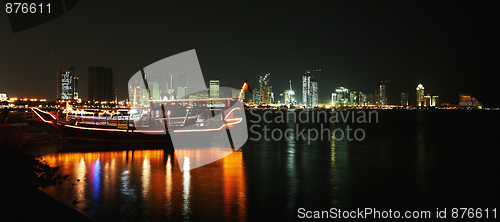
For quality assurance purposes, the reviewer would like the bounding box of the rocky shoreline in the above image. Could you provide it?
[0,122,92,221]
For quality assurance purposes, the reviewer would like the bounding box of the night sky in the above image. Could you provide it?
[0,1,498,106]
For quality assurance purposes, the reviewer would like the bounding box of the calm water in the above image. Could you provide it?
[39,110,499,221]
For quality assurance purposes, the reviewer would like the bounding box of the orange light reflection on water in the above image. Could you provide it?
[41,148,246,221]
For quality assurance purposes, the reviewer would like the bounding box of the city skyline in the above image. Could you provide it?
[0,1,497,106]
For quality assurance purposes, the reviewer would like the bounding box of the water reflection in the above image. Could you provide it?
[41,148,246,221]
[165,155,172,216]
[182,156,191,217]
[286,122,297,214]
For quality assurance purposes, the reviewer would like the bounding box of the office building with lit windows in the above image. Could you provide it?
[432,95,439,107]
[302,70,319,107]
[416,83,425,106]
[209,79,220,98]
[58,66,77,100]
[284,80,296,107]
[424,94,431,107]
[379,83,387,106]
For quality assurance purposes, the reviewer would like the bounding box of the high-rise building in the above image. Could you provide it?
[401,92,408,106]
[311,81,318,107]
[263,85,273,104]
[432,95,439,107]
[88,66,113,102]
[416,83,425,106]
[284,80,296,107]
[73,76,79,100]
[357,92,365,106]
[334,87,349,106]
[253,89,262,105]
[302,70,320,107]
[350,91,358,106]
[209,79,220,98]
[59,66,75,100]
[150,82,160,100]
[379,81,388,106]
[177,87,187,99]
[302,75,311,106]
[128,81,142,108]
[424,94,431,107]
[258,73,273,104]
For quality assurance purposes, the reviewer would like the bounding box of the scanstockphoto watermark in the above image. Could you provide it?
[248,110,379,144]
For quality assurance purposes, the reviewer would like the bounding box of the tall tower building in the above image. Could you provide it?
[432,95,439,107]
[302,75,311,106]
[424,94,431,107]
[73,76,79,100]
[311,81,318,107]
[263,85,273,104]
[379,81,389,106]
[209,79,220,98]
[350,91,358,106]
[331,93,337,106]
[88,66,113,102]
[252,89,262,105]
[59,66,75,100]
[359,92,366,106]
[259,73,273,104]
[302,69,320,107]
[401,92,408,106]
[416,83,425,106]
[284,80,296,107]
[334,87,349,106]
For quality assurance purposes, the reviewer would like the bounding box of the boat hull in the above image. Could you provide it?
[55,123,172,143]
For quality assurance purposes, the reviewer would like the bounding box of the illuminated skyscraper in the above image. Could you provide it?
[209,79,219,98]
[379,84,386,106]
[379,80,389,106]
[302,69,320,107]
[432,95,439,107]
[253,89,262,105]
[73,76,79,100]
[284,80,296,107]
[424,94,431,107]
[331,93,337,106]
[334,87,349,106]
[311,81,318,107]
[263,85,273,104]
[350,91,358,106]
[59,66,75,100]
[416,83,425,106]
[401,92,408,106]
[258,73,274,104]
[302,75,311,106]
[88,66,113,102]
